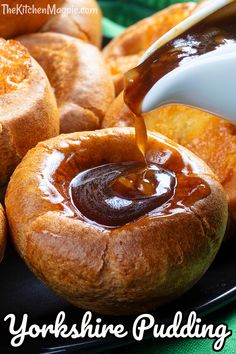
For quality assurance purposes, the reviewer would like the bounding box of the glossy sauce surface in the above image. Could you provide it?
[124,12,236,156]
[39,136,211,228]
[70,162,176,227]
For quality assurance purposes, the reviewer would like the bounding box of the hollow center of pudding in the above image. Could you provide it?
[70,162,176,227]
[42,136,211,228]
[0,39,31,95]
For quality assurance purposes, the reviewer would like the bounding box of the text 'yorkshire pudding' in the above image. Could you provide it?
[6,128,227,315]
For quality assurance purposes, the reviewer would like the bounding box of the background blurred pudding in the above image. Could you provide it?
[41,0,102,47]
[0,38,59,191]
[18,32,115,133]
[103,2,197,95]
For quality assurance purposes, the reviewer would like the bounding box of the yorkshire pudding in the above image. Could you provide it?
[0,0,63,39]
[0,204,6,263]
[103,2,198,95]
[0,38,59,189]
[18,32,115,133]
[103,94,236,223]
[41,0,102,47]
[5,128,227,315]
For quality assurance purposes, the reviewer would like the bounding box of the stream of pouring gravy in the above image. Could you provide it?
[124,10,236,157]
[69,6,236,227]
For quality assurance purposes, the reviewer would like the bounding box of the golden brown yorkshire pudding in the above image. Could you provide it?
[41,0,102,48]
[0,1,63,39]
[18,32,115,133]
[0,204,6,263]
[103,2,197,95]
[6,128,227,315]
[103,94,236,222]
[0,38,59,189]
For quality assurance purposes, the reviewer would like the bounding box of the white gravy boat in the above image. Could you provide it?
[140,0,236,123]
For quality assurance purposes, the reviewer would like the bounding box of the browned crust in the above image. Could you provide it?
[0,204,7,263]
[5,128,227,315]
[103,2,197,95]
[17,32,115,134]
[0,45,59,187]
[0,0,63,39]
[41,0,102,48]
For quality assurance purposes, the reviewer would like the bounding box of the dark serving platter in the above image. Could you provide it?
[1,235,236,354]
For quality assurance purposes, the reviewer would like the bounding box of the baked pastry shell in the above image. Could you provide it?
[5,128,228,315]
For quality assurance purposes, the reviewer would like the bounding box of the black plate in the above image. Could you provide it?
[1,236,236,354]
